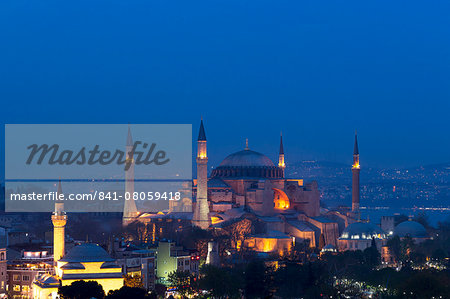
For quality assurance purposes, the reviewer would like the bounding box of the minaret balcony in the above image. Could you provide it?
[51,214,67,226]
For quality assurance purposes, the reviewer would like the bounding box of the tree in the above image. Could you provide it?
[106,286,149,299]
[401,235,415,262]
[244,260,273,298]
[318,233,326,250]
[395,214,409,226]
[124,274,144,288]
[275,261,336,299]
[414,212,430,229]
[154,283,167,298]
[125,221,150,243]
[199,265,241,298]
[59,280,105,299]
[398,271,449,298]
[387,235,402,262]
[275,262,305,298]
[167,270,197,298]
[363,238,380,268]
[178,226,212,257]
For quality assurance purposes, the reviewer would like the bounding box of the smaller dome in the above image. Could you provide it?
[340,222,386,240]
[39,274,59,284]
[394,220,427,238]
[60,243,114,263]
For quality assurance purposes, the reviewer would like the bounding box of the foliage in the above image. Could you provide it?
[274,261,336,298]
[413,211,430,229]
[322,242,450,298]
[106,286,149,299]
[362,238,380,267]
[387,235,415,264]
[154,283,167,298]
[199,264,242,298]
[394,214,409,226]
[318,233,325,250]
[224,218,252,250]
[244,260,274,298]
[124,221,149,243]
[397,270,450,298]
[387,235,402,261]
[167,270,198,298]
[178,226,212,257]
[284,239,310,262]
[58,280,105,299]
[124,274,144,288]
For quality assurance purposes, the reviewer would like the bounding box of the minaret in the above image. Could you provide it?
[278,132,285,178]
[192,119,210,229]
[52,179,67,264]
[123,125,138,226]
[352,132,360,213]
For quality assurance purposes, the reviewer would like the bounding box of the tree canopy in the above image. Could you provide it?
[58,280,105,299]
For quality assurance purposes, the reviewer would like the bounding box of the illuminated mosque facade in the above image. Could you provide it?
[33,182,124,298]
[133,121,408,255]
[171,120,342,251]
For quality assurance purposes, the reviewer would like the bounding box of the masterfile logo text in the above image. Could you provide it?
[5,124,192,213]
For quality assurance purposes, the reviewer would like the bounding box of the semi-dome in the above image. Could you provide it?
[212,149,282,179]
[340,222,386,240]
[59,243,114,263]
[394,220,427,238]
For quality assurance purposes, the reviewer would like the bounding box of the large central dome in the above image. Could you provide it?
[219,150,275,167]
[212,149,282,179]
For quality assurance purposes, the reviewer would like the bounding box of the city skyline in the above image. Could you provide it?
[0,0,449,169]
[0,1,449,297]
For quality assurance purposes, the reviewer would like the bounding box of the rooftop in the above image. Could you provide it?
[59,243,114,263]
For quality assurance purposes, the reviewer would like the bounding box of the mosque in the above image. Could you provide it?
[171,120,347,251]
[33,182,124,298]
[130,121,429,255]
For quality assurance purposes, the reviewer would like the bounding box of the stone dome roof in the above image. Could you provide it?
[59,243,114,263]
[211,149,282,179]
[219,150,275,167]
[340,222,386,240]
[394,220,427,238]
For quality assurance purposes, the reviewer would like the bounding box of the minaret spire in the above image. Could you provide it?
[198,118,206,141]
[126,124,133,146]
[278,132,285,177]
[57,177,63,196]
[193,118,210,229]
[123,125,138,226]
[279,132,284,155]
[352,131,360,214]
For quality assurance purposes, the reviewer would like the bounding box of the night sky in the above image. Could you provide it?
[1,0,449,170]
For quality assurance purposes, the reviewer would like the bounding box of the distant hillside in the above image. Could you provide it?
[287,160,450,210]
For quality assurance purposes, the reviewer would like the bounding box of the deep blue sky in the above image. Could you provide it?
[0,0,449,169]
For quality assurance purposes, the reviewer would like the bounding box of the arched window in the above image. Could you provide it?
[273,188,290,210]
